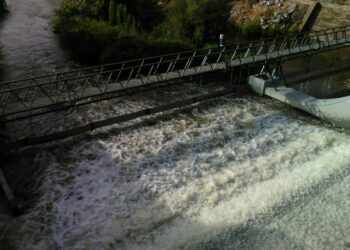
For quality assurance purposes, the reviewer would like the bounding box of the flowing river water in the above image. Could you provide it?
[1,0,350,249]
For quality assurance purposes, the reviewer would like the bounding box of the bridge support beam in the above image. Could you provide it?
[0,167,20,215]
[0,0,7,12]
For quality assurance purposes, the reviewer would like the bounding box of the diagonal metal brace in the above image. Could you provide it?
[0,166,21,216]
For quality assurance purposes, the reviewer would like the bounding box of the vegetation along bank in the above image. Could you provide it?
[52,0,304,65]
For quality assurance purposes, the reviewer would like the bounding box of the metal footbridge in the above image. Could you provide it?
[2,27,350,122]
[1,26,350,214]
[1,26,350,148]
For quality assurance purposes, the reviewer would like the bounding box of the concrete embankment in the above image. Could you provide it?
[298,2,321,32]
[296,0,350,30]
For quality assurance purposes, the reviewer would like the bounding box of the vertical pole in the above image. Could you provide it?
[230,70,234,92]
[238,66,243,86]
[0,0,7,11]
[219,34,224,47]
[0,167,20,215]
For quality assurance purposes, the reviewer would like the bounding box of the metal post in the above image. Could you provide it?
[0,0,7,11]
[0,167,20,215]
[219,34,224,47]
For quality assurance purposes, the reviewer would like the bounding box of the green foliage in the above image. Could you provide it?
[53,0,301,65]
[52,0,105,31]
[52,0,304,67]
[101,38,191,63]
[108,0,116,25]
[288,22,299,35]
[265,24,278,37]
[108,0,135,30]
[52,0,187,64]
[241,19,261,37]
[163,0,232,46]
[117,0,164,30]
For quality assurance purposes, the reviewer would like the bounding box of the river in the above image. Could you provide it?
[0,0,76,82]
[0,0,350,249]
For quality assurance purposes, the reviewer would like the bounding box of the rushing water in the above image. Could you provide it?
[1,96,350,249]
[0,0,76,81]
[0,1,350,250]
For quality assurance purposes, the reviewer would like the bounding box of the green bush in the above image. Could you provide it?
[108,1,135,28]
[241,19,261,37]
[108,0,117,25]
[124,0,164,31]
[265,24,279,37]
[288,22,299,35]
[163,0,232,46]
[52,0,105,31]
[53,0,235,65]
[101,38,191,63]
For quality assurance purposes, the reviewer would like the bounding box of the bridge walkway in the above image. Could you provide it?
[1,26,350,214]
[1,26,349,123]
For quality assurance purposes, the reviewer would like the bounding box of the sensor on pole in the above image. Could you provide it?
[219,34,224,47]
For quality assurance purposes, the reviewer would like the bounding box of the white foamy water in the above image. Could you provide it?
[1,95,350,250]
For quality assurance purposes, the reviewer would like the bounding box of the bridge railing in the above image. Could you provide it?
[1,26,349,120]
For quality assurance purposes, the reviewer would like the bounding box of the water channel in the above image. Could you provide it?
[0,0,76,82]
[0,0,349,249]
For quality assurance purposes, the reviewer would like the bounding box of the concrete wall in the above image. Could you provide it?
[295,0,350,30]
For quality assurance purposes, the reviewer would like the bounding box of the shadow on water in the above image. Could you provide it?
[190,156,350,250]
[191,226,304,250]
[1,94,349,248]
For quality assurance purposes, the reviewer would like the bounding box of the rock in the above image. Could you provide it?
[262,25,269,30]
[260,17,267,25]
[287,3,298,14]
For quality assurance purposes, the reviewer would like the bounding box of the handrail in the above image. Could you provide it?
[0,25,349,120]
[0,26,349,86]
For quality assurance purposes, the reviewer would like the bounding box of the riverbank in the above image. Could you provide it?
[53,0,304,65]
[52,0,235,65]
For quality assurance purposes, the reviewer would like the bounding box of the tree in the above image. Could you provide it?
[109,0,117,25]
[164,0,232,46]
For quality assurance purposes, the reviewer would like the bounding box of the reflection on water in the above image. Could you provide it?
[0,0,77,82]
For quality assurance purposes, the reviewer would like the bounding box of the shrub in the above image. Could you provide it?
[108,0,117,25]
[288,22,299,35]
[101,38,191,63]
[52,0,105,31]
[241,19,261,37]
[265,24,279,37]
[164,0,232,46]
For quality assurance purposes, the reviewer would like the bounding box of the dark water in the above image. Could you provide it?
[284,47,350,99]
[0,0,77,82]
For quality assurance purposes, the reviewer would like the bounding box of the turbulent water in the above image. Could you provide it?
[1,96,350,249]
[0,0,350,249]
